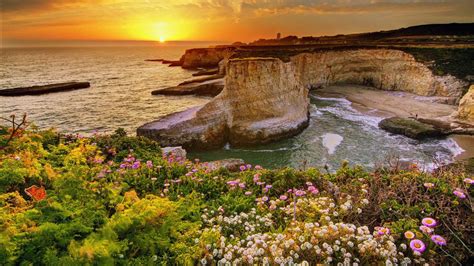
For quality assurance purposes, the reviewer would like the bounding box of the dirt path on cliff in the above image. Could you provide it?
[314,85,456,119]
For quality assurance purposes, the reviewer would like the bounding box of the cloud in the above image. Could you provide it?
[215,0,473,17]
[1,0,108,13]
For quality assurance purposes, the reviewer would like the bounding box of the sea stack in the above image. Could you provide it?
[137,57,310,149]
[456,85,474,123]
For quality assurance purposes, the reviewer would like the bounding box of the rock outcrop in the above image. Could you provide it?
[152,78,224,97]
[379,116,474,139]
[192,68,219,76]
[456,85,474,123]
[0,82,90,96]
[162,146,187,159]
[203,158,246,172]
[290,49,466,103]
[180,47,236,69]
[378,117,447,139]
[138,58,309,149]
[140,48,468,149]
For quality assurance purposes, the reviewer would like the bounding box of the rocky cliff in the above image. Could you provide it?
[456,85,474,122]
[139,48,469,149]
[290,49,466,103]
[180,47,236,69]
[138,58,309,148]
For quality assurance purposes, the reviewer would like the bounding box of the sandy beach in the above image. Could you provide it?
[314,85,474,160]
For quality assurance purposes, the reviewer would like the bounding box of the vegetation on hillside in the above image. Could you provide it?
[0,117,472,265]
[400,47,474,82]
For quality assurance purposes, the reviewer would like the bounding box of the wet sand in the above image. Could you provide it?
[452,135,474,160]
[314,85,474,160]
[315,85,456,119]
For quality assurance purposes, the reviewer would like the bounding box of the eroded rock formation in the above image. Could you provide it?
[290,50,466,103]
[456,85,474,122]
[140,48,469,149]
[180,47,236,69]
[138,58,309,149]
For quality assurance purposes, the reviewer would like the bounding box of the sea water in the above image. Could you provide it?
[0,46,464,170]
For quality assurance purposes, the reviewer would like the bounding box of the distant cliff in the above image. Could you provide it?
[179,47,236,69]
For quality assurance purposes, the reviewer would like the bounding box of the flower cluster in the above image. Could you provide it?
[200,220,412,265]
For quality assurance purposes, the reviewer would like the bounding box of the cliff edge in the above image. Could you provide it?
[139,48,469,149]
[138,58,309,149]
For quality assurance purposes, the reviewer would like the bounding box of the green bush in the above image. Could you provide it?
[0,128,472,265]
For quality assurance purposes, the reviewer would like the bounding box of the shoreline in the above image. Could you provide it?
[313,85,474,161]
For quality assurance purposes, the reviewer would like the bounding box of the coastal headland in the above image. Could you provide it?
[139,23,474,153]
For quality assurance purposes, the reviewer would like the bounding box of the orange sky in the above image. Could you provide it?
[1,0,473,46]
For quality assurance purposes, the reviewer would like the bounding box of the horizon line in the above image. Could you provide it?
[0,39,232,48]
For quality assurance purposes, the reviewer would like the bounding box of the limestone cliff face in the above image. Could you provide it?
[139,48,468,149]
[137,58,309,148]
[223,58,309,145]
[291,49,465,103]
[180,47,236,69]
[456,85,474,122]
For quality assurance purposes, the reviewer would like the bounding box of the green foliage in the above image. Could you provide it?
[0,128,472,265]
[401,47,474,83]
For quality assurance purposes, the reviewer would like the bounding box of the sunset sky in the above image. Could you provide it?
[1,0,473,46]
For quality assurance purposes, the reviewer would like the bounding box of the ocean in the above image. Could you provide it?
[0,45,464,169]
[0,45,209,133]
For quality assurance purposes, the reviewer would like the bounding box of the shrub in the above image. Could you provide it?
[0,127,472,265]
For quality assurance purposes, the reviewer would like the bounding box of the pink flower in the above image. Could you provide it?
[431,235,447,246]
[246,164,252,170]
[421,217,437,227]
[132,161,141,169]
[262,196,269,202]
[279,195,288,201]
[227,180,239,187]
[377,227,391,235]
[239,182,246,189]
[306,182,313,186]
[419,225,433,234]
[453,189,466,199]
[253,174,260,183]
[307,186,319,194]
[239,165,246,171]
[245,191,252,196]
[409,239,426,253]
[265,184,272,189]
[295,190,306,197]
[463,178,473,184]
[146,160,153,168]
[255,165,263,170]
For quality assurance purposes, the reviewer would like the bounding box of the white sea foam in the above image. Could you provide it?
[322,133,343,155]
[312,96,382,128]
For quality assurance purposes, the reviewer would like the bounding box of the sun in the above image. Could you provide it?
[159,36,166,43]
